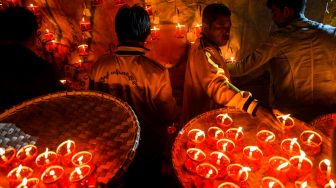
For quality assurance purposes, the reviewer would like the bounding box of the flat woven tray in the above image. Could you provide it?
[172,107,331,188]
[0,91,140,186]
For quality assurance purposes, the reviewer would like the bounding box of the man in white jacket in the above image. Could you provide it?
[228,0,336,122]
[183,3,280,127]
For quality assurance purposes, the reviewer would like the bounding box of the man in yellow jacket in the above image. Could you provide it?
[183,3,279,127]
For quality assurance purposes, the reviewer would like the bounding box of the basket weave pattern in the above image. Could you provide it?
[0,91,140,185]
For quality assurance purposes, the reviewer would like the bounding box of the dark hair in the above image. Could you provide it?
[266,0,306,16]
[115,4,151,43]
[1,6,38,42]
[202,3,231,26]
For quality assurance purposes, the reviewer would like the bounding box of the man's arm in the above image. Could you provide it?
[228,35,279,77]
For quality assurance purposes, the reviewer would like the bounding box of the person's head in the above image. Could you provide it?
[115,4,151,44]
[202,3,231,47]
[267,0,306,27]
[1,6,38,43]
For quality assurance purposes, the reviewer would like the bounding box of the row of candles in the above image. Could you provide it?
[183,113,333,188]
[0,140,96,187]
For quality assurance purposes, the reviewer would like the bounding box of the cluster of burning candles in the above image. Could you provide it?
[184,113,333,188]
[150,22,202,41]
[0,140,96,187]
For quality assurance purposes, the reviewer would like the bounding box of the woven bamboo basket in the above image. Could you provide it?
[172,107,331,188]
[0,91,140,187]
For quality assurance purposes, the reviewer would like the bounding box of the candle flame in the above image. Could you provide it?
[0,148,5,155]
[78,155,84,163]
[282,114,291,120]
[265,135,274,142]
[268,181,275,188]
[307,134,315,144]
[241,167,251,172]
[194,150,200,160]
[215,130,222,138]
[300,181,307,188]
[222,142,228,152]
[44,148,49,159]
[176,23,181,27]
[25,147,32,153]
[75,167,82,175]
[276,162,289,171]
[230,57,234,62]
[29,3,33,7]
[289,138,297,151]
[206,169,213,178]
[17,164,23,175]
[195,131,204,141]
[46,29,49,33]
[50,170,55,176]
[195,23,201,27]
[299,150,306,161]
[22,177,28,186]
[329,179,335,188]
[67,140,71,153]
[324,159,331,166]
[234,127,243,140]
[82,17,85,22]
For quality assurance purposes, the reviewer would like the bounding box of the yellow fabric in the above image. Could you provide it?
[182,37,258,123]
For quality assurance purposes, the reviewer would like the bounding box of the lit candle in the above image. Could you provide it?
[215,113,233,129]
[207,126,225,150]
[150,26,160,40]
[184,148,206,173]
[194,23,202,38]
[316,159,333,187]
[42,29,55,42]
[267,156,290,184]
[288,151,313,181]
[225,127,244,151]
[16,145,38,166]
[242,146,263,171]
[256,130,276,156]
[262,176,285,188]
[227,164,251,183]
[325,179,336,188]
[195,163,218,179]
[41,165,65,187]
[176,23,186,38]
[69,165,91,187]
[277,114,295,132]
[27,3,40,16]
[209,151,230,178]
[280,138,301,157]
[78,44,89,56]
[294,181,312,188]
[80,17,91,32]
[187,129,206,148]
[16,177,40,188]
[7,165,33,187]
[45,40,57,52]
[71,151,95,172]
[0,147,16,168]
[35,148,58,169]
[217,182,240,188]
[299,130,322,155]
[56,140,76,166]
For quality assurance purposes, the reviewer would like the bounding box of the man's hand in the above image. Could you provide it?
[255,105,282,131]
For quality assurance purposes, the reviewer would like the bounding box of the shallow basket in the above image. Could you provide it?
[172,107,331,188]
[0,91,140,186]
